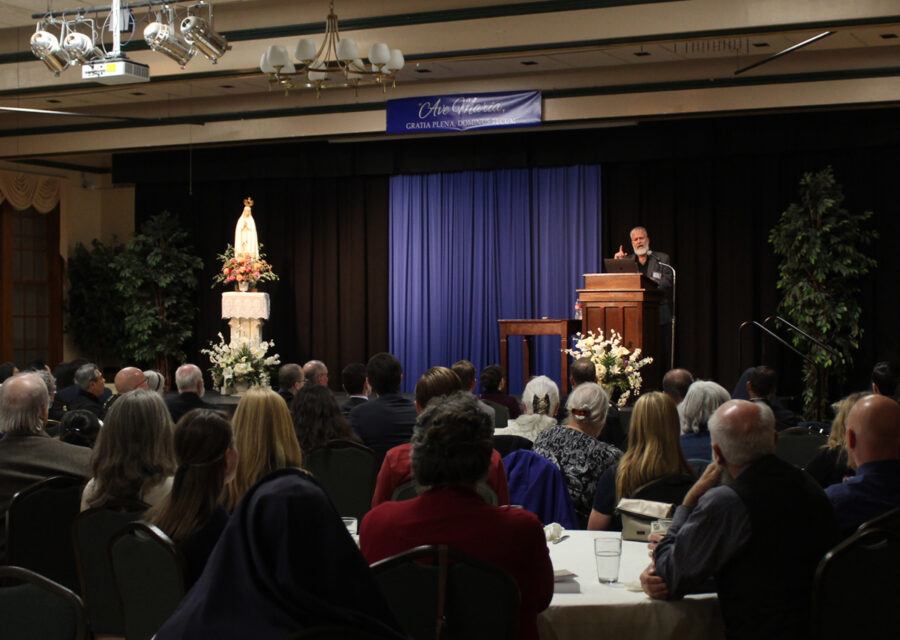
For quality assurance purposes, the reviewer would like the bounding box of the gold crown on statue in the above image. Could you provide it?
[243,197,254,207]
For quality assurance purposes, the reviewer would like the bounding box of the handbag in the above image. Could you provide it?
[616,498,675,542]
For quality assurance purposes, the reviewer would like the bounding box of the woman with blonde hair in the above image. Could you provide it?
[588,392,693,530]
[805,391,870,488]
[223,387,303,511]
[81,388,175,510]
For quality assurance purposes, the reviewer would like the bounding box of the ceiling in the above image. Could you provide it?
[0,0,898,170]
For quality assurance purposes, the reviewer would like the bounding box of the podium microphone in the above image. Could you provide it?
[657,262,676,370]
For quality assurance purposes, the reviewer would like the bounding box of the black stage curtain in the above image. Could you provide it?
[133,176,389,389]
[121,107,900,399]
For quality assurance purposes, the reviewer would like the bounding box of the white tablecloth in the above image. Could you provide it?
[221,291,270,319]
[539,531,724,640]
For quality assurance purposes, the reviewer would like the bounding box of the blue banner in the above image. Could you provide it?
[386,90,541,134]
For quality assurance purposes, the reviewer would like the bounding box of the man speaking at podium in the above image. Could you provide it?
[614,226,673,368]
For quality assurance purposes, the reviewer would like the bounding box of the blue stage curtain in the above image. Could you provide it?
[389,166,602,394]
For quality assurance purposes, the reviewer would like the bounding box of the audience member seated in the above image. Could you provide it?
[302,359,329,387]
[0,373,91,561]
[871,360,900,397]
[54,358,111,408]
[560,357,627,450]
[147,409,236,589]
[59,409,101,448]
[156,468,405,640]
[81,389,176,511]
[291,384,361,453]
[494,375,559,442]
[533,383,622,526]
[67,362,107,418]
[31,368,65,421]
[166,364,217,424]
[103,366,149,414]
[825,394,900,537]
[746,365,799,428]
[361,392,552,640]
[0,360,19,383]
[479,363,521,420]
[371,367,509,507]
[144,369,166,394]
[662,368,693,405]
[805,392,868,488]
[223,387,303,511]
[678,380,730,460]
[451,359,497,420]
[340,362,370,415]
[276,363,304,405]
[348,352,418,465]
[588,392,693,531]
[641,400,837,638]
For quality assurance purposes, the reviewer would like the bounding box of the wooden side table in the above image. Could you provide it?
[498,318,582,396]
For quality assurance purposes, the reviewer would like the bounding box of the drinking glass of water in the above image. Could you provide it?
[594,537,621,583]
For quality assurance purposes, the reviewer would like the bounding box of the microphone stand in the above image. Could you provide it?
[658,262,676,370]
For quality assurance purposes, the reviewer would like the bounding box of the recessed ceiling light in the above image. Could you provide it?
[520,60,538,66]
[634,51,650,57]
[752,42,770,48]
[880,33,898,39]
[130,91,145,96]
[220,84,235,89]
[47,99,62,103]
[415,68,431,73]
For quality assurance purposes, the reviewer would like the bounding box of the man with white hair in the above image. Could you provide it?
[0,373,91,561]
[641,399,837,639]
[165,364,217,423]
[66,362,106,417]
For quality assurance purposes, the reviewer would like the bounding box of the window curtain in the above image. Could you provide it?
[389,165,602,394]
[0,171,59,213]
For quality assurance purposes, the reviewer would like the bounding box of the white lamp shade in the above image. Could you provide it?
[307,61,326,81]
[259,51,276,74]
[386,49,405,72]
[336,38,358,62]
[368,42,390,66]
[346,57,365,80]
[265,45,289,69]
[295,38,317,62]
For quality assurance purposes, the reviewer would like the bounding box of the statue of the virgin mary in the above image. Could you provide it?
[234,197,259,259]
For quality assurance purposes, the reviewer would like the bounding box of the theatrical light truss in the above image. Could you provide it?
[29,0,229,78]
[259,0,405,97]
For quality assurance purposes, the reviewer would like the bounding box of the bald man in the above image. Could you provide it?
[641,399,837,639]
[825,395,900,536]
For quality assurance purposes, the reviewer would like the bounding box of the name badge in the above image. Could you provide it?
[652,271,662,279]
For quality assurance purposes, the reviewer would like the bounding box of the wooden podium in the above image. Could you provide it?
[577,273,664,386]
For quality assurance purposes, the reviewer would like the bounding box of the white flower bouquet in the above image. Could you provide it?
[564,328,653,407]
[201,333,281,391]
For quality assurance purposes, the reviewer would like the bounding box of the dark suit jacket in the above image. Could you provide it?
[0,431,92,560]
[341,396,368,416]
[638,251,673,325]
[348,393,417,465]
[166,392,218,424]
[66,388,106,418]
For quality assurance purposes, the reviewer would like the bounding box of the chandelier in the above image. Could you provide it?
[259,1,405,97]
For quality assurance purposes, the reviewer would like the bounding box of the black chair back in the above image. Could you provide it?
[0,565,87,640]
[110,521,186,640]
[632,473,695,505]
[775,427,828,467]
[371,544,520,640]
[6,475,85,593]
[811,528,900,639]
[858,506,900,535]
[303,440,378,520]
[73,505,146,635]
[492,434,533,458]
[481,399,509,428]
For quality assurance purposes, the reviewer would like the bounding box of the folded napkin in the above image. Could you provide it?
[544,522,566,543]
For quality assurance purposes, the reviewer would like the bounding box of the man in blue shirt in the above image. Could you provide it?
[825,394,900,536]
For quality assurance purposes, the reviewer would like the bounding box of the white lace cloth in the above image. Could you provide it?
[221,292,270,320]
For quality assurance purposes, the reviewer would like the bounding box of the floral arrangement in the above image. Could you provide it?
[211,244,279,291]
[564,329,653,407]
[201,333,281,391]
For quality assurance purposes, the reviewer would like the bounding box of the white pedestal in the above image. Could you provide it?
[222,292,270,348]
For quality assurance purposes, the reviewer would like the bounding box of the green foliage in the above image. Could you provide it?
[768,166,877,418]
[111,211,203,382]
[66,239,125,362]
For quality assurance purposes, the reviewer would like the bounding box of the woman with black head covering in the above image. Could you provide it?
[155,468,405,640]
